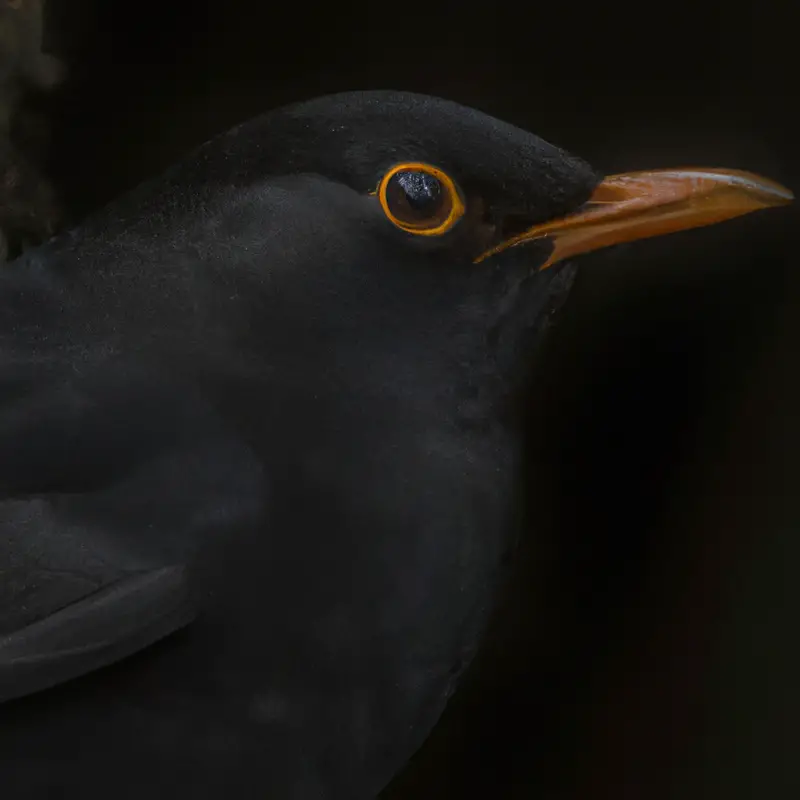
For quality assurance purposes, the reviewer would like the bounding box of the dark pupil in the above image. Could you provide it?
[387,171,445,223]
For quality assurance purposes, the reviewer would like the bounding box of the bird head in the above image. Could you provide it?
[11,91,792,430]
[120,93,788,395]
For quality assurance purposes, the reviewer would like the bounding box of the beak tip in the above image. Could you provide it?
[722,169,794,207]
[770,185,794,204]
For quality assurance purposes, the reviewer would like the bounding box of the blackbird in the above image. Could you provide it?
[0,91,791,798]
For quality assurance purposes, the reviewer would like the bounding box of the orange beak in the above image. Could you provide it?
[477,168,794,267]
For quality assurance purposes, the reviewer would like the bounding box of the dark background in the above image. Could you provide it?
[39,2,797,797]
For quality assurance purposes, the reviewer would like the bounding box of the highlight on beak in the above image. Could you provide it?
[477,168,794,268]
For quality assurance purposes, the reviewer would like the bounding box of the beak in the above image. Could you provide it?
[477,168,793,268]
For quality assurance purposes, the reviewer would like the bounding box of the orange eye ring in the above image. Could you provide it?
[376,162,465,236]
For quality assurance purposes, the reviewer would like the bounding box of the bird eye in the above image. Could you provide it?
[377,163,465,236]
